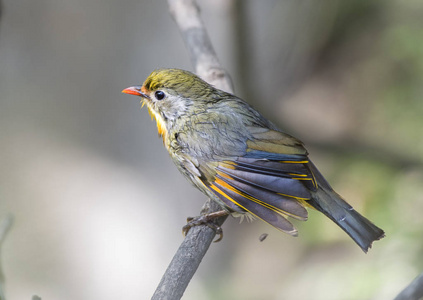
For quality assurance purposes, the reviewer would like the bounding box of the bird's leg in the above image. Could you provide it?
[182,210,229,242]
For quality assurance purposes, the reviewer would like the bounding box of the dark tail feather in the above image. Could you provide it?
[309,162,385,252]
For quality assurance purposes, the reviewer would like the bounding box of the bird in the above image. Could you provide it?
[122,68,384,252]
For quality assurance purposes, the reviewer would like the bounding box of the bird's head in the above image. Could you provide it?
[122,69,216,138]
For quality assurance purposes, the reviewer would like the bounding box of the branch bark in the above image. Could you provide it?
[167,0,233,94]
[0,215,13,300]
[394,272,423,300]
[152,1,233,299]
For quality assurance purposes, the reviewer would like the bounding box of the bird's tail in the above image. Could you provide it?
[308,162,385,252]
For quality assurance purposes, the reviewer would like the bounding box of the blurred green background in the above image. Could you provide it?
[0,0,422,299]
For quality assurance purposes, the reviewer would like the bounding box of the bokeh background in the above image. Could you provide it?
[1,0,422,299]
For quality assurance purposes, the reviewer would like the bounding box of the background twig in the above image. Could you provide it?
[152,1,233,299]
[394,272,423,300]
[167,0,233,93]
[0,215,13,300]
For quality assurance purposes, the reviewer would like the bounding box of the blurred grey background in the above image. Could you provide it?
[1,0,422,299]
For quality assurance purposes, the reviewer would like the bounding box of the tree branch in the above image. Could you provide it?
[152,1,233,299]
[394,272,423,300]
[167,0,233,93]
[0,215,13,300]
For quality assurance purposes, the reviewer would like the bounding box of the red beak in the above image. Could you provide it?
[122,85,149,98]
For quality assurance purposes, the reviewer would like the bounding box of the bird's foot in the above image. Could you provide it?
[182,210,229,242]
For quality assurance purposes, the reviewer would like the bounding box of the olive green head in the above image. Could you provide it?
[122,69,222,138]
[143,69,216,99]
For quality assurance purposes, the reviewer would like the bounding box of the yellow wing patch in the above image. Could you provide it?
[213,172,307,221]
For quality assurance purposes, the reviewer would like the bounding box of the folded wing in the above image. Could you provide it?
[202,129,317,236]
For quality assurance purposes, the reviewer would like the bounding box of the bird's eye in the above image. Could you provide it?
[155,90,165,100]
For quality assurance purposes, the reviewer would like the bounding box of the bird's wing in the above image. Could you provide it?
[200,128,318,236]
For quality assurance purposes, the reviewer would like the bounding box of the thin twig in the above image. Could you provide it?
[394,272,423,300]
[0,215,13,300]
[152,0,233,299]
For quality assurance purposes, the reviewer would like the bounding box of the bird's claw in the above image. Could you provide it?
[182,213,225,242]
